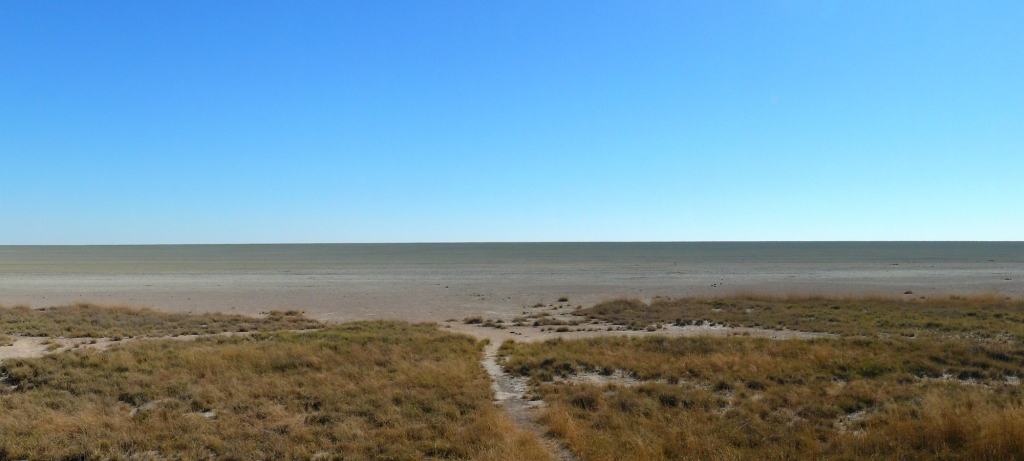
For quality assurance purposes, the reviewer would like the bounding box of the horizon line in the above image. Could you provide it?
[2,240,1023,247]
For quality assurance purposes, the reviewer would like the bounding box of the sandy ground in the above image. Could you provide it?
[1,243,1021,323]
[1,264,1020,324]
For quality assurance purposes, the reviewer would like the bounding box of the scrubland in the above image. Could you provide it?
[0,308,550,460]
[0,303,321,338]
[575,295,1024,339]
[4,296,1024,460]
[497,295,1024,460]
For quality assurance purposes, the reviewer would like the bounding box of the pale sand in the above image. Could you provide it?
[0,243,1021,323]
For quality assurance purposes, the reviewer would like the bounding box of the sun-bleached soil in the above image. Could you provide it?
[2,243,1021,324]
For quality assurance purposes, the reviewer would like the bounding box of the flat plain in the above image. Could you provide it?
[3,296,1024,459]
[1,243,1021,322]
[2,243,1023,459]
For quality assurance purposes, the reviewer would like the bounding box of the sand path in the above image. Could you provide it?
[480,339,580,461]
[444,317,827,461]
[0,318,825,461]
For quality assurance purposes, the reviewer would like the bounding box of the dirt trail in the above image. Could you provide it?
[446,318,828,461]
[1,318,822,460]
[480,340,581,461]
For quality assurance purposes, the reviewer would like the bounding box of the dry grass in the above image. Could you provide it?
[501,335,1024,460]
[576,295,1024,339]
[0,321,553,460]
[512,312,583,328]
[496,295,1024,460]
[0,303,322,338]
[8,296,1024,459]
[503,335,1024,384]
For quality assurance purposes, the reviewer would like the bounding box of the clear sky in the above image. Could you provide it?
[2,1,1021,244]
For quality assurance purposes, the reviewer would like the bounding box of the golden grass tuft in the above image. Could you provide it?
[0,303,322,338]
[498,294,1024,460]
[0,321,553,460]
[576,294,1024,339]
[501,334,1024,460]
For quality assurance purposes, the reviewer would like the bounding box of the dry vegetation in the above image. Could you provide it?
[575,295,1024,339]
[0,303,322,338]
[497,295,1024,460]
[6,297,1024,459]
[501,336,1024,460]
[0,321,552,460]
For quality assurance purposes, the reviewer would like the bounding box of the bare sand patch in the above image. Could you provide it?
[2,243,1021,324]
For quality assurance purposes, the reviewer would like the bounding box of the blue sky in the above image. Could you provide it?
[2,1,1022,244]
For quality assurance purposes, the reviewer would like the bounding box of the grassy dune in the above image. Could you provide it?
[498,295,1024,460]
[0,320,551,460]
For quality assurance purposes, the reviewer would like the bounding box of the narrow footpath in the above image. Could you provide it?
[480,340,581,461]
